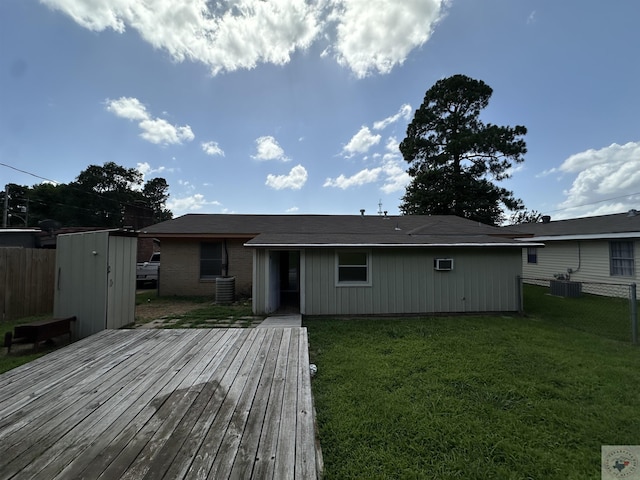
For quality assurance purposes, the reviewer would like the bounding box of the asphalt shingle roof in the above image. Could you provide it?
[140,214,536,247]
[512,211,640,238]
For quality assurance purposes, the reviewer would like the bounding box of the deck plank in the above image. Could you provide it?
[187,329,271,480]
[0,331,173,476]
[53,329,231,480]
[0,330,163,439]
[0,327,319,480]
[252,327,293,479]
[153,329,259,480]
[6,330,203,479]
[228,328,284,479]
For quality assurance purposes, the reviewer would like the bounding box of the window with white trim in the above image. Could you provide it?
[527,247,538,264]
[610,241,634,277]
[336,251,370,285]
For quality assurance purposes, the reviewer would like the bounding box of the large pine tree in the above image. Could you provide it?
[399,74,527,225]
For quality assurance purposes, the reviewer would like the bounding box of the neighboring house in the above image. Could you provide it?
[139,214,539,316]
[516,210,640,289]
[0,229,41,248]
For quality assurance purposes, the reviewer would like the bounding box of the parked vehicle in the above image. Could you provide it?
[136,252,160,287]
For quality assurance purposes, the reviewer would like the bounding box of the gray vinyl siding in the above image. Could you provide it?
[522,239,639,284]
[253,248,267,313]
[302,247,521,315]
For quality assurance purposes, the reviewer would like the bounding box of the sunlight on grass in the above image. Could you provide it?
[307,316,640,479]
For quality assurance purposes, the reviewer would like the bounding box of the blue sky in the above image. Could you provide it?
[1,0,639,221]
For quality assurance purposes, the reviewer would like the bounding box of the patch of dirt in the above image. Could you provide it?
[135,300,205,324]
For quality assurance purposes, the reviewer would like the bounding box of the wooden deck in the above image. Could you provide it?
[0,328,320,479]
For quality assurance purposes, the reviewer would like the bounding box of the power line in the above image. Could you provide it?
[0,162,61,185]
[544,191,640,215]
[1,161,162,225]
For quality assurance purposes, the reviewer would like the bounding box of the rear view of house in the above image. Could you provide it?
[139,214,538,316]
[517,211,640,291]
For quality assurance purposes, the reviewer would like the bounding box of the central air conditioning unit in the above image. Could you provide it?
[434,258,454,271]
[549,279,582,298]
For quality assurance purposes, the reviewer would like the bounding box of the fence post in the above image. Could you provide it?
[631,283,638,346]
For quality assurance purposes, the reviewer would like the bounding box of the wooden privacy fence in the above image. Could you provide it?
[0,248,56,321]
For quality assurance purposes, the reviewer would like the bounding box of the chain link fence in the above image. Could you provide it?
[520,277,638,345]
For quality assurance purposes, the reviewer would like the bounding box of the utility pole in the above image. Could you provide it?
[2,184,8,228]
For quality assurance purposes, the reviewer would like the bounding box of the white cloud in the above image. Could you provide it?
[139,118,194,144]
[324,167,382,189]
[327,135,410,192]
[286,206,300,213]
[373,104,413,130]
[201,141,225,156]
[331,0,448,78]
[41,0,447,77]
[380,157,410,193]
[134,162,171,188]
[166,193,221,215]
[536,167,559,178]
[105,96,147,120]
[252,136,290,162]
[106,96,194,145]
[342,126,381,157]
[136,162,153,177]
[266,164,308,190]
[137,161,165,177]
[555,142,640,216]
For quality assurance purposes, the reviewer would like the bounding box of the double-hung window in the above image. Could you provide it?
[200,242,223,279]
[336,251,370,285]
[610,241,634,277]
[527,247,538,264]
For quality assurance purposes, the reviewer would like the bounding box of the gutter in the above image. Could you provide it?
[518,232,640,242]
[244,242,545,248]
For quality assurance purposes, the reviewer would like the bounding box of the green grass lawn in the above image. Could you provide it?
[306,314,640,479]
[3,286,639,478]
[524,283,635,343]
[0,315,54,374]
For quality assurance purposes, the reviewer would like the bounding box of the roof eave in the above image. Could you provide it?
[519,232,640,242]
[244,242,544,248]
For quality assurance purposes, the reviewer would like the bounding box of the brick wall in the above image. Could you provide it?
[159,238,253,299]
[137,237,159,263]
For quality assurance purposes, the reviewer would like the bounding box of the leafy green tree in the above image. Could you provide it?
[508,209,543,225]
[399,74,527,225]
[73,162,144,227]
[142,177,172,224]
[9,162,172,228]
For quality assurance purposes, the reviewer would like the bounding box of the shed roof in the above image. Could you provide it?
[140,214,539,247]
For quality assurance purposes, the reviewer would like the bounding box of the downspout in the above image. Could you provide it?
[566,240,581,279]
[222,239,229,277]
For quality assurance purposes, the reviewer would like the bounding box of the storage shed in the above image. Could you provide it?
[53,230,137,339]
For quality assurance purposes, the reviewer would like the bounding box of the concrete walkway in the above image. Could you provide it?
[257,314,302,328]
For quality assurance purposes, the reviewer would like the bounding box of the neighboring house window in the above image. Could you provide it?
[610,241,634,276]
[200,242,222,279]
[336,251,370,285]
[527,247,538,264]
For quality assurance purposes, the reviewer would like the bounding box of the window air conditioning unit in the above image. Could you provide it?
[434,258,454,271]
